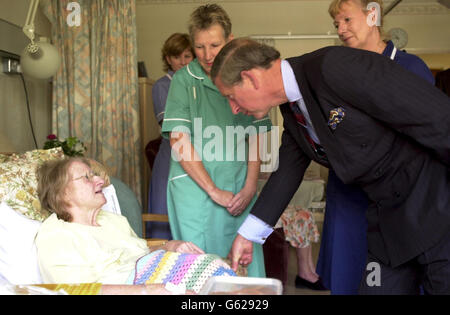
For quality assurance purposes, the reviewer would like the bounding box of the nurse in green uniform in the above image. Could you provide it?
[161,4,271,277]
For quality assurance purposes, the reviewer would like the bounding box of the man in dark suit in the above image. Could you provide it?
[211,38,450,294]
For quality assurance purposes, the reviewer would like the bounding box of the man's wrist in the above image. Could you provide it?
[238,214,273,244]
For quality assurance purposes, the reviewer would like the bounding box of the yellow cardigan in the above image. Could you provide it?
[36,211,149,284]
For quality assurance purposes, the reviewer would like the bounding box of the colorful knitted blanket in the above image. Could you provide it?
[127,250,236,293]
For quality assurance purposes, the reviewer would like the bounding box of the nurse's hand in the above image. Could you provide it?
[209,187,234,208]
[227,185,256,216]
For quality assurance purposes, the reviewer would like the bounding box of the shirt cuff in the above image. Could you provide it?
[238,214,274,244]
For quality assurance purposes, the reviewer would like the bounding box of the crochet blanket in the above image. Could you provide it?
[127,250,236,293]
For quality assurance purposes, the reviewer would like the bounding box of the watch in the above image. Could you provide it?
[389,28,408,49]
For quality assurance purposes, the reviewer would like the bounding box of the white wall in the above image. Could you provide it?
[136,0,450,81]
[0,0,51,37]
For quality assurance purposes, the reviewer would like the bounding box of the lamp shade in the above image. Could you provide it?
[20,38,61,79]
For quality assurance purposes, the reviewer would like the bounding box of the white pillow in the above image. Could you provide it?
[0,202,42,284]
[101,184,122,215]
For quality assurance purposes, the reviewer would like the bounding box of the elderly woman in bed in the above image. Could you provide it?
[35,157,235,295]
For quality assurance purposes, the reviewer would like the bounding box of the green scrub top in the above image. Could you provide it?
[161,59,272,277]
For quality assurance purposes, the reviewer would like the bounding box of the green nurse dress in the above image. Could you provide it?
[161,59,272,277]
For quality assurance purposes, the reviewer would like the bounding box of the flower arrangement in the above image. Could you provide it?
[43,134,87,157]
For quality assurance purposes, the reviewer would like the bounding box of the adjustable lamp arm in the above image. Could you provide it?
[20,0,61,79]
[22,0,40,51]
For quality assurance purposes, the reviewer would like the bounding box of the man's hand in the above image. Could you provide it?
[227,234,254,272]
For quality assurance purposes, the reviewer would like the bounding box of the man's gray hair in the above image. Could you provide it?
[211,38,280,86]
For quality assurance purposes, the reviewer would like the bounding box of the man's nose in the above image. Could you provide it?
[205,47,213,61]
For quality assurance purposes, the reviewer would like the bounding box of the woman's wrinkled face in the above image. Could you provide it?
[333,0,375,49]
[193,23,232,76]
[64,161,106,211]
[166,48,194,72]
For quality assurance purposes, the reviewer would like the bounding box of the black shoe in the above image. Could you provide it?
[295,275,328,291]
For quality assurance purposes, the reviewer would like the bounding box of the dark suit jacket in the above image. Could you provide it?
[252,46,450,267]
[436,68,450,97]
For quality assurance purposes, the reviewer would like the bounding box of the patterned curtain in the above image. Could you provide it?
[41,0,142,202]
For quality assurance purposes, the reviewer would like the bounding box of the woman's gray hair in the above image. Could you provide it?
[37,157,90,222]
[211,38,280,86]
[188,3,232,43]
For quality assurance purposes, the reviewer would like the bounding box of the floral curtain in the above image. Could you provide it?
[41,0,142,202]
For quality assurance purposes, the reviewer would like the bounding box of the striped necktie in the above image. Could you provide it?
[289,102,327,160]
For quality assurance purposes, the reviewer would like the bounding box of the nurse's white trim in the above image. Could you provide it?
[156,111,165,119]
[187,64,204,80]
[253,117,271,124]
[169,174,189,181]
[164,118,192,123]
[390,46,397,60]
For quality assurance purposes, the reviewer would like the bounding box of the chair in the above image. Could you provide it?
[143,137,169,247]
[142,213,169,247]
[109,176,168,247]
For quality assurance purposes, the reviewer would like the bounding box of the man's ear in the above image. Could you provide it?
[226,33,234,43]
[241,69,259,90]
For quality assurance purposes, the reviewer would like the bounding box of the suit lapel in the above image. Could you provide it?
[280,103,317,160]
[287,53,345,170]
